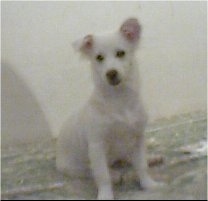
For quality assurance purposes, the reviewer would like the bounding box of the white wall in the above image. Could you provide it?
[2,1,207,138]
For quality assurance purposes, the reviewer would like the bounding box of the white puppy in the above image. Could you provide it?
[56,18,160,200]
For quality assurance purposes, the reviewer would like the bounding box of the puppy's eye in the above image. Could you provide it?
[116,50,125,58]
[96,54,104,62]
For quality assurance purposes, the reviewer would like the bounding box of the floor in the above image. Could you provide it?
[1,111,207,200]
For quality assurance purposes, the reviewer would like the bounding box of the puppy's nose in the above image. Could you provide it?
[106,69,118,80]
[106,69,121,86]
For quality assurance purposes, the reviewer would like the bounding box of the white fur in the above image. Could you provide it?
[56,18,161,200]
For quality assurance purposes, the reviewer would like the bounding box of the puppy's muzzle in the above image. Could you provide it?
[106,69,121,86]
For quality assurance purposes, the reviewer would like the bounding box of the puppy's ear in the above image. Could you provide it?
[72,34,93,55]
[120,18,141,42]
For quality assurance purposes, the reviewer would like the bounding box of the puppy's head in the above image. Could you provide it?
[73,18,141,87]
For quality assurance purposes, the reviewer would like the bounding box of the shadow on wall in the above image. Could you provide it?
[1,63,51,147]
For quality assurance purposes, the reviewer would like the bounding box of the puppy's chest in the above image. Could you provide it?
[111,109,140,128]
[104,110,141,161]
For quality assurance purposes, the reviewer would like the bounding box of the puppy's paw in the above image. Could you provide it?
[98,194,114,200]
[140,177,165,190]
[97,189,114,200]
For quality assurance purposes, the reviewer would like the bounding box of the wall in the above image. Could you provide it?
[2,1,207,139]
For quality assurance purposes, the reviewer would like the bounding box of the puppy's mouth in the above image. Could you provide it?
[106,70,122,86]
[108,78,121,86]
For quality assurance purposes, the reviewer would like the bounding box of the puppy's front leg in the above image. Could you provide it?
[88,142,113,200]
[132,134,159,189]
